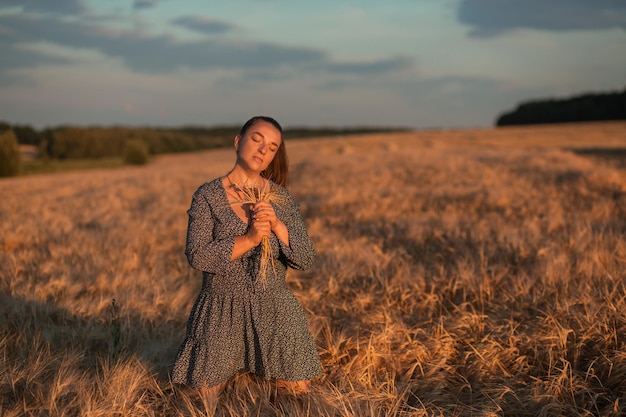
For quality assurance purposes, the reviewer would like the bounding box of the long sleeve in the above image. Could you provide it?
[185,187,236,274]
[276,190,315,271]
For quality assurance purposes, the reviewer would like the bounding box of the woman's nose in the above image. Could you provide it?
[258,143,267,154]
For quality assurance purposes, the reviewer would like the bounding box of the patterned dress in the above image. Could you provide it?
[171,178,323,388]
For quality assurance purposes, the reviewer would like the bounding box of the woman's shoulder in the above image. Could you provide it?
[192,177,223,199]
[269,180,291,198]
[197,177,222,191]
[269,181,300,210]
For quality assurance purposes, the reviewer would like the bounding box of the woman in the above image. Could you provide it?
[172,116,323,397]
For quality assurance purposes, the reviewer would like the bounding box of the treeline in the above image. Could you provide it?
[496,87,626,126]
[0,122,408,160]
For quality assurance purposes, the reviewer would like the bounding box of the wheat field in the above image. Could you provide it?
[1,122,625,416]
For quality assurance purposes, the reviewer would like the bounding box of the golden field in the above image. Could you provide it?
[1,122,626,416]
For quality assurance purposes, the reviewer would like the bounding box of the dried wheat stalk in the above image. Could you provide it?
[229,182,285,285]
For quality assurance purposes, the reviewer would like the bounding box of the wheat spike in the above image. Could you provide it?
[229,181,285,285]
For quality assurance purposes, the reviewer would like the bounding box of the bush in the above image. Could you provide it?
[123,139,149,165]
[0,130,21,177]
[37,140,50,162]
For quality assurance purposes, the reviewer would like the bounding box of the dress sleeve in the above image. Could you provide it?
[184,187,236,274]
[276,190,315,271]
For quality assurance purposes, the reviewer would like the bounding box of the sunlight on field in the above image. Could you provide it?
[1,122,625,416]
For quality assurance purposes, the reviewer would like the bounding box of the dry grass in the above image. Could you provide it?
[225,181,286,285]
[1,121,626,416]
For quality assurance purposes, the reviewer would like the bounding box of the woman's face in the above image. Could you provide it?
[234,120,282,174]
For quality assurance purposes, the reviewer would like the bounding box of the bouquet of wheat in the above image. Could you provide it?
[230,182,285,285]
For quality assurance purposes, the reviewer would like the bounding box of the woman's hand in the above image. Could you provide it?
[252,201,279,230]
[253,201,289,245]
[232,211,270,260]
[246,216,271,246]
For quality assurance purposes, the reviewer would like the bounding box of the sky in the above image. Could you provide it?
[0,0,625,130]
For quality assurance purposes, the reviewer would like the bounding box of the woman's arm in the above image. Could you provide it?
[185,190,236,273]
[231,217,270,260]
[273,191,316,271]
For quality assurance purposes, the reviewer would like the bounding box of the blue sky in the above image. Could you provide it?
[1,0,624,129]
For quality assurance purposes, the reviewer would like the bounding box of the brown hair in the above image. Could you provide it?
[239,116,289,187]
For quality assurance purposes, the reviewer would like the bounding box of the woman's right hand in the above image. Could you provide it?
[246,217,271,246]
[231,212,271,261]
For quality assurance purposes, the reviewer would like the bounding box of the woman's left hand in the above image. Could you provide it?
[253,201,290,245]
[252,201,279,230]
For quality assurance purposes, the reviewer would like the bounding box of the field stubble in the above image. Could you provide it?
[1,122,626,416]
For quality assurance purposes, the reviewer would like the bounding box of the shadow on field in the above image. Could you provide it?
[0,291,182,387]
[567,146,626,168]
[1,289,334,415]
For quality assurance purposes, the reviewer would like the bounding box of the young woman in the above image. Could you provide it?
[171,116,323,397]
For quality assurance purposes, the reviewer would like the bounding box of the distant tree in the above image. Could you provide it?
[0,122,44,145]
[1,123,409,162]
[496,87,626,126]
[13,124,42,145]
[123,139,149,165]
[0,130,21,177]
[40,129,55,159]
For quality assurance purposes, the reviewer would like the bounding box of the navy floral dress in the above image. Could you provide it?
[172,178,323,388]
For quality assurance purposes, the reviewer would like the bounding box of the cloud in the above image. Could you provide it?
[0,14,324,73]
[458,0,626,37]
[171,16,238,34]
[328,56,415,76]
[0,0,86,15]
[0,40,70,85]
[0,42,69,71]
[0,13,410,78]
[133,0,159,10]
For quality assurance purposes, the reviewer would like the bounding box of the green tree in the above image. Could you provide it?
[0,130,22,177]
[123,139,149,165]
